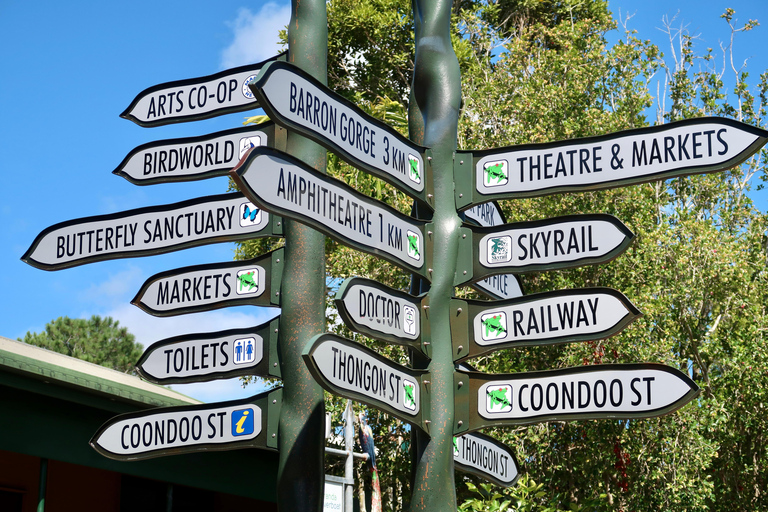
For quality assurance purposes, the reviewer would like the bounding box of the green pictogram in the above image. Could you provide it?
[482,315,506,338]
[484,162,506,185]
[409,157,420,180]
[453,437,459,455]
[490,237,506,256]
[407,233,420,258]
[487,388,511,410]
[238,271,258,292]
[403,382,415,406]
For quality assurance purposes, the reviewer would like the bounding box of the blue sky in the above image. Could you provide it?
[1,0,766,403]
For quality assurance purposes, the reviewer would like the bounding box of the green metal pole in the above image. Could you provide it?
[276,0,328,510]
[408,0,462,509]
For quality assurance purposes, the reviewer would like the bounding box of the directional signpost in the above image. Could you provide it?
[456,214,634,285]
[249,61,433,207]
[456,117,768,210]
[454,432,520,488]
[454,364,699,432]
[23,193,281,270]
[136,319,281,385]
[302,333,428,429]
[121,53,286,127]
[334,277,426,353]
[461,201,524,301]
[451,288,641,361]
[90,388,282,461]
[132,248,283,316]
[231,146,429,278]
[113,123,279,185]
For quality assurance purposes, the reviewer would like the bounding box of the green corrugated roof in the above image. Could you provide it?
[0,336,199,408]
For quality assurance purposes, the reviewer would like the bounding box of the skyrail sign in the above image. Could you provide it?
[121,53,285,127]
[132,249,283,316]
[114,124,277,185]
[136,319,280,385]
[302,334,427,428]
[231,147,428,278]
[452,288,640,361]
[90,388,282,461]
[454,432,520,488]
[22,194,280,271]
[458,364,699,431]
[251,61,432,206]
[456,117,768,209]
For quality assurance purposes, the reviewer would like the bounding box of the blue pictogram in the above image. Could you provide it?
[231,408,255,437]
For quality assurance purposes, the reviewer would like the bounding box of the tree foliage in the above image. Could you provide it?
[238,2,768,510]
[19,315,143,374]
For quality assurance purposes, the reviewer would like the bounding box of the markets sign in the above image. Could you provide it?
[456,364,698,430]
[22,193,281,271]
[132,248,283,316]
[90,388,282,461]
[302,333,428,428]
[456,117,768,209]
[121,53,285,127]
[251,61,432,206]
[334,277,424,351]
[452,288,640,361]
[457,214,634,285]
[231,147,428,278]
[136,318,280,384]
[114,123,277,185]
[454,432,520,488]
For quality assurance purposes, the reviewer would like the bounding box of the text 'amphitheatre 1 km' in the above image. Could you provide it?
[20,4,768,510]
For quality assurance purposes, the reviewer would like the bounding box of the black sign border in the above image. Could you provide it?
[114,123,276,185]
[132,248,283,317]
[136,317,280,385]
[462,363,699,430]
[460,116,768,209]
[121,53,286,127]
[252,60,433,207]
[90,387,282,461]
[231,146,430,279]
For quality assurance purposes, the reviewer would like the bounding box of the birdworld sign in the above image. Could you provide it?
[132,248,283,316]
[455,116,768,210]
[22,193,280,271]
[302,333,428,429]
[136,318,280,385]
[90,388,282,461]
[454,364,699,432]
[451,288,641,361]
[113,123,278,185]
[231,147,429,278]
[334,277,425,352]
[454,432,520,488]
[461,201,524,301]
[249,61,432,207]
[121,53,285,127]
[456,214,634,286]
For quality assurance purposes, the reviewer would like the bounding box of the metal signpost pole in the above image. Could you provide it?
[408,0,462,509]
[276,0,328,509]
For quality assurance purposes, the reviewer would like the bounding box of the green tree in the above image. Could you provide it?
[19,315,143,374]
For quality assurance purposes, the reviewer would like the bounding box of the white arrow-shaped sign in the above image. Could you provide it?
[454,432,520,487]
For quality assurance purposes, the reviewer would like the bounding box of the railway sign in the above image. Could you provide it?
[456,214,634,286]
[114,123,278,185]
[22,193,281,271]
[90,388,282,461]
[451,288,640,361]
[132,248,283,316]
[334,277,425,352]
[454,432,520,488]
[302,333,428,429]
[121,53,285,127]
[454,364,699,432]
[461,201,524,301]
[456,117,768,210]
[231,146,429,278]
[136,318,280,385]
[249,61,432,206]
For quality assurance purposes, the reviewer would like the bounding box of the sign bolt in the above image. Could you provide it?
[273,362,278,367]
[428,268,433,273]
[424,380,431,384]
[459,193,463,198]
[460,160,464,164]
[462,234,466,238]
[457,345,463,352]
[427,156,432,161]
[428,231,433,236]
[463,270,467,275]
[423,305,429,309]
[458,381,464,388]
[272,433,276,438]
[457,308,463,313]
[277,222,281,227]
[276,259,280,263]
[273,399,277,404]
[458,420,463,427]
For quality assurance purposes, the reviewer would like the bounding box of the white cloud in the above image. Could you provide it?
[79,264,145,306]
[221,4,291,69]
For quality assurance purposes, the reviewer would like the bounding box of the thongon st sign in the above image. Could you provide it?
[90,388,282,461]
